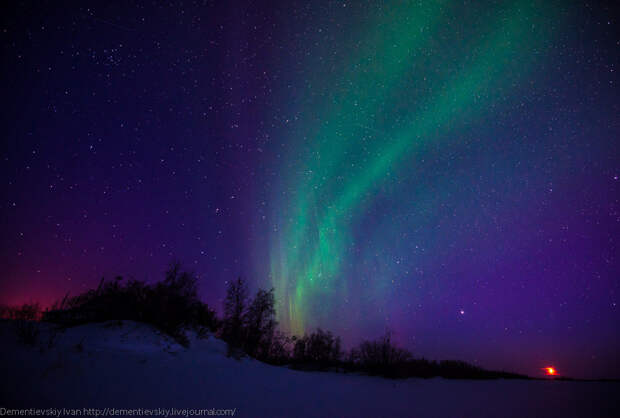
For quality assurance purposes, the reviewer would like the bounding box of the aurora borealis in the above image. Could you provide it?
[1,0,618,379]
[268,1,562,334]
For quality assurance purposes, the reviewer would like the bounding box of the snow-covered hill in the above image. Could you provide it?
[1,321,617,417]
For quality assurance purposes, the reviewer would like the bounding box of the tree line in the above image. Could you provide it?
[0,262,527,379]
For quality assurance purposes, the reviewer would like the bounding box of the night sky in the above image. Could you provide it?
[1,1,618,379]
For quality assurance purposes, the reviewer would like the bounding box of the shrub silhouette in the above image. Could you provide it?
[265,330,293,365]
[221,277,248,356]
[292,328,342,369]
[349,332,412,377]
[436,360,497,379]
[346,334,529,379]
[43,262,217,346]
[244,288,277,359]
[5,303,41,345]
[220,278,278,360]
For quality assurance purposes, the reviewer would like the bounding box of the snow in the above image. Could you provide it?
[1,321,618,417]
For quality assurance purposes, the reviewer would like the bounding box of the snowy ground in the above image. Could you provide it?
[1,321,618,417]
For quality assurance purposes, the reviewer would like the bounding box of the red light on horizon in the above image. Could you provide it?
[544,367,558,376]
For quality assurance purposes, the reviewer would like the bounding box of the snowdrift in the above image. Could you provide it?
[1,321,617,417]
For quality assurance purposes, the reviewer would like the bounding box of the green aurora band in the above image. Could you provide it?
[269,1,562,335]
